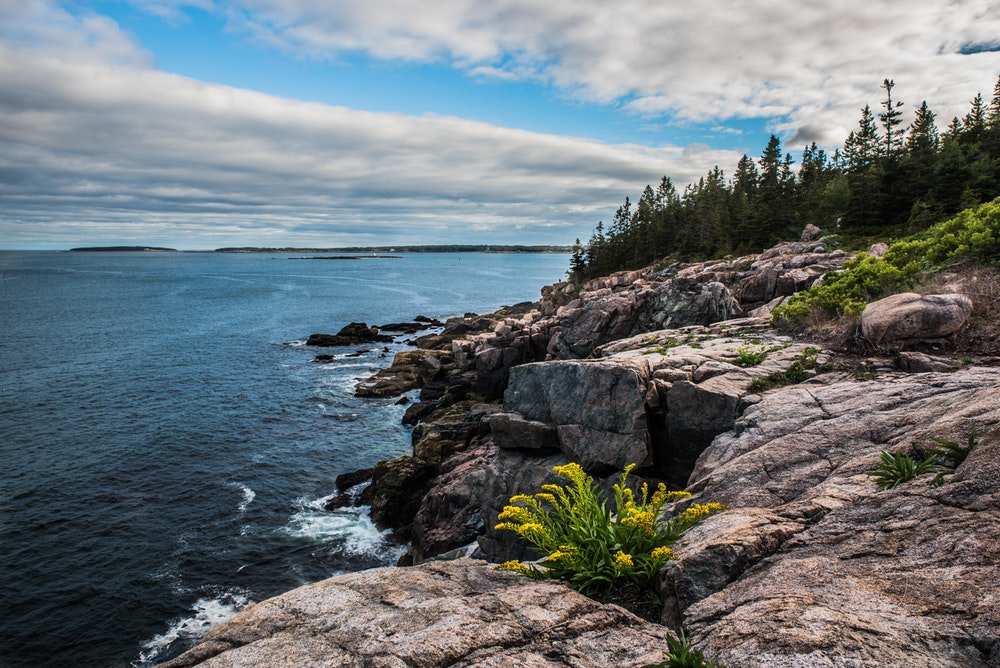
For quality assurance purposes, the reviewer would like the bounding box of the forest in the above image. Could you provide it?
[571,77,1000,280]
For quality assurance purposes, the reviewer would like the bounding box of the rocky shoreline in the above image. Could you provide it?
[163,230,999,667]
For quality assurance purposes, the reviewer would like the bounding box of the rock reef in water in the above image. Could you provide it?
[171,229,1000,667]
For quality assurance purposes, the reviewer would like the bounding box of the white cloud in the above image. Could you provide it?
[220,0,1000,145]
[3,0,998,248]
[0,1,740,248]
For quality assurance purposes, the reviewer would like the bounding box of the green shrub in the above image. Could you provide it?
[774,198,1000,327]
[494,463,727,598]
[644,630,726,668]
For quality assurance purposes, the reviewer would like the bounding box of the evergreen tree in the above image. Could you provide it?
[879,79,905,159]
[901,100,940,223]
[569,238,586,278]
[843,105,883,227]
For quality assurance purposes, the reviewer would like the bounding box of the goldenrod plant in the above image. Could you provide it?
[495,463,727,597]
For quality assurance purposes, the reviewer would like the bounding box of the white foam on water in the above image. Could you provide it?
[283,505,403,561]
[134,592,251,667]
[229,482,256,514]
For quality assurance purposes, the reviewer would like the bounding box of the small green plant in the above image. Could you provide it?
[645,338,680,355]
[864,451,943,490]
[735,345,768,367]
[644,630,726,668]
[927,424,978,468]
[494,463,727,598]
[746,347,824,392]
[867,425,979,490]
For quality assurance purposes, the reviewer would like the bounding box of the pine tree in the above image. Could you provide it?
[879,78,905,160]
[569,238,586,278]
[843,105,881,172]
[901,100,940,221]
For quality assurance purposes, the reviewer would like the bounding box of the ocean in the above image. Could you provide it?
[0,250,570,668]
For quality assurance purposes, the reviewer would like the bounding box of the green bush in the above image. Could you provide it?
[774,198,1000,326]
[494,463,727,598]
[927,424,978,468]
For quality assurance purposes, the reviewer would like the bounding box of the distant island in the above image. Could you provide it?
[290,255,403,260]
[215,245,571,254]
[65,245,572,254]
[69,246,179,252]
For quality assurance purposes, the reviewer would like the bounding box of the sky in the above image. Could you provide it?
[1,1,999,250]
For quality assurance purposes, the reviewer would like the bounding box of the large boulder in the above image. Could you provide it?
[158,559,672,668]
[359,456,438,536]
[661,366,1000,667]
[861,292,973,343]
[503,359,653,473]
[409,443,569,563]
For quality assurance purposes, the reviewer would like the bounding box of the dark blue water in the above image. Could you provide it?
[0,251,569,668]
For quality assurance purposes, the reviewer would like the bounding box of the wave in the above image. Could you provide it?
[283,503,404,563]
[229,482,256,514]
[133,591,252,667]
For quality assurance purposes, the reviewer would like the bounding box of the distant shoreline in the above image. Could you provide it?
[65,245,571,254]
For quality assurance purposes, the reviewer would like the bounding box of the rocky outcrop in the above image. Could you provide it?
[861,292,974,343]
[402,319,832,565]
[306,322,394,346]
[659,366,1000,667]
[159,559,672,668]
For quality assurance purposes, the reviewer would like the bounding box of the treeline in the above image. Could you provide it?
[572,76,1000,280]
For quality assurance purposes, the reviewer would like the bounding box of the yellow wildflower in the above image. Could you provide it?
[495,522,520,532]
[509,494,534,505]
[679,502,729,523]
[494,560,529,574]
[552,462,588,485]
[547,550,570,562]
[621,508,656,534]
[534,492,557,506]
[613,550,634,569]
[497,507,532,524]
[651,546,676,561]
[517,522,551,541]
[664,490,692,502]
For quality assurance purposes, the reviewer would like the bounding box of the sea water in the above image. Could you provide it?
[0,250,570,667]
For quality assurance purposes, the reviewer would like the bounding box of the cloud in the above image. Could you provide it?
[3,0,998,248]
[219,0,1000,145]
[0,2,740,248]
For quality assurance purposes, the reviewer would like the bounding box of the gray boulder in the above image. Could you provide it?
[861,292,973,343]
[503,359,653,472]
